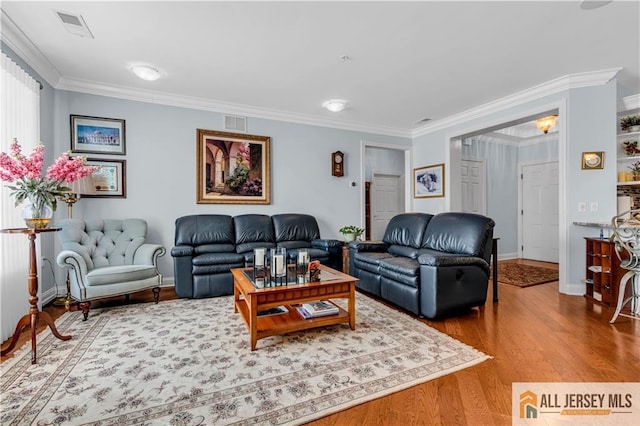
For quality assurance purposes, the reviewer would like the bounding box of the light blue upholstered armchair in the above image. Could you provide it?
[56,218,166,320]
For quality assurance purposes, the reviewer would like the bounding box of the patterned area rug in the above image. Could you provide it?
[1,293,489,425]
[494,262,558,287]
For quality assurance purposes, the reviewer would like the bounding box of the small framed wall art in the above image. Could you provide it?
[581,151,604,170]
[414,163,445,198]
[83,158,126,198]
[70,115,126,155]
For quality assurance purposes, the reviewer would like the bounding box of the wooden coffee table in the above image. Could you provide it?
[232,264,357,350]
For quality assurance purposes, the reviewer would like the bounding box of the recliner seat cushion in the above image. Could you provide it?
[379,257,420,287]
[85,265,158,286]
[353,252,394,274]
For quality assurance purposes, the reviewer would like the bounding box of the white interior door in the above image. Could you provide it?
[371,174,401,240]
[522,162,559,263]
[461,159,486,215]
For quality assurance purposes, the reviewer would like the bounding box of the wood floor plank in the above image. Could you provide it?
[2,260,639,425]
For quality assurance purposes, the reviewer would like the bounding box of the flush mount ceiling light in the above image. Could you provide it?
[580,1,613,10]
[130,65,161,81]
[535,115,558,134]
[322,99,348,112]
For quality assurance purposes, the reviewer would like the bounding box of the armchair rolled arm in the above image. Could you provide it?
[134,244,166,266]
[348,240,389,253]
[57,250,90,289]
[418,253,489,272]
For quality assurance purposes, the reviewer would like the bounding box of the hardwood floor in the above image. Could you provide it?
[2,259,638,425]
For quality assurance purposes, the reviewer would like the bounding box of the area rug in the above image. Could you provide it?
[494,262,558,287]
[1,293,489,426]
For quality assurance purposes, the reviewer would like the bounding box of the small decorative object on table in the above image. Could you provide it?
[339,225,364,242]
[253,247,266,280]
[308,260,321,282]
[0,139,97,228]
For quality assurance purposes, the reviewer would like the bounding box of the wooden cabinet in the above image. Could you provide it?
[584,238,624,308]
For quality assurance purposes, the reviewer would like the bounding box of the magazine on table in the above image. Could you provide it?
[257,305,288,317]
[297,300,339,318]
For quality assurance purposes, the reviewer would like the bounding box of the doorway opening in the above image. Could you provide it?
[361,142,412,240]
[449,108,561,264]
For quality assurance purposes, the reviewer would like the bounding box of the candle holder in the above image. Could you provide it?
[270,247,287,286]
[253,247,267,281]
[296,248,309,279]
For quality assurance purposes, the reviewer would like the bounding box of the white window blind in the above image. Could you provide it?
[1,52,40,342]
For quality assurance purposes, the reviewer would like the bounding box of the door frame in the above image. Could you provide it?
[518,160,559,260]
[360,141,412,231]
[446,99,567,292]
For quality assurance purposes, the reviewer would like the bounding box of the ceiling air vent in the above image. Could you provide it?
[54,10,94,39]
[224,115,247,133]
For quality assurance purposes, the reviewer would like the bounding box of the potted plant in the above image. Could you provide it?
[620,114,640,133]
[628,161,640,181]
[339,225,364,242]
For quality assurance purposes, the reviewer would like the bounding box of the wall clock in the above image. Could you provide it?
[332,151,344,177]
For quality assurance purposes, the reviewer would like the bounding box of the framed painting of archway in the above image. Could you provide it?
[196,129,271,204]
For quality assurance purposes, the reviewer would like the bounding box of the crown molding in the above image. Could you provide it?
[618,93,640,112]
[56,77,412,138]
[0,10,62,87]
[412,68,621,138]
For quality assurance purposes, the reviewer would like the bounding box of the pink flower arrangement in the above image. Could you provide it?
[0,139,97,214]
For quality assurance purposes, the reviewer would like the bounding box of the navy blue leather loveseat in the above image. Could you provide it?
[349,212,495,319]
[171,213,342,298]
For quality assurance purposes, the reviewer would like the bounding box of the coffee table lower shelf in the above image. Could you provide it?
[235,300,352,350]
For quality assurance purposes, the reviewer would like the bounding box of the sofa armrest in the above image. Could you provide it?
[311,239,342,250]
[134,244,166,266]
[171,245,194,257]
[418,253,489,271]
[348,240,389,253]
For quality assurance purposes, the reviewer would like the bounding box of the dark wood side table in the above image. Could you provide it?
[0,227,71,364]
[492,237,499,303]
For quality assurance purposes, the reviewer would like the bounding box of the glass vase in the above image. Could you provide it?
[22,201,53,229]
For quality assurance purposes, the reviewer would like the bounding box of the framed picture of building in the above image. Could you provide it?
[196,129,270,204]
[70,115,126,155]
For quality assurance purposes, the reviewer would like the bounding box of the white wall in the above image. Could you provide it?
[48,91,411,287]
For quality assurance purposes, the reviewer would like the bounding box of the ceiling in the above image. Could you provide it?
[1,1,639,136]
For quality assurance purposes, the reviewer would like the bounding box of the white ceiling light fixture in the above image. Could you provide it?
[580,1,613,10]
[130,65,161,81]
[322,99,348,112]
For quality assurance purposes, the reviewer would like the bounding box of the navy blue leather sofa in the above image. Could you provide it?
[171,213,342,298]
[349,212,495,319]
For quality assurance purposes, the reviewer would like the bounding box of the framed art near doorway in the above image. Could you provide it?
[414,163,444,198]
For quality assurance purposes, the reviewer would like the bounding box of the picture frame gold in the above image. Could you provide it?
[196,129,271,204]
[83,158,126,198]
[581,151,604,170]
[414,163,445,198]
